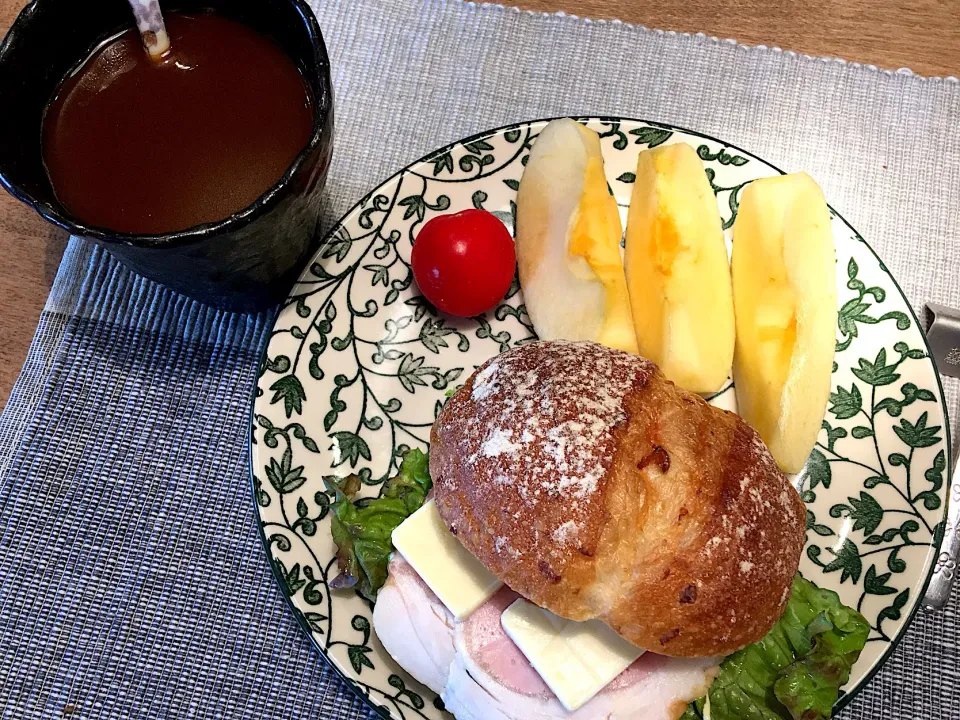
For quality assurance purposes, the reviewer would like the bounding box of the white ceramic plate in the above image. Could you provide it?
[250,117,950,719]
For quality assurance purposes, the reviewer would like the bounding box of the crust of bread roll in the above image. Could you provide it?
[430,340,805,658]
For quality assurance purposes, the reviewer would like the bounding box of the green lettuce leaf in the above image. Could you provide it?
[326,449,432,601]
[683,575,869,720]
[680,697,707,720]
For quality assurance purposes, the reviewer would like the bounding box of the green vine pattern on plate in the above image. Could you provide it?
[803,257,943,643]
[251,118,949,720]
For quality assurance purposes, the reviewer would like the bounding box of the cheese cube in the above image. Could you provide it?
[391,499,502,620]
[500,598,644,711]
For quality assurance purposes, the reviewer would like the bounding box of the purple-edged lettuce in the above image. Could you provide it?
[327,449,431,601]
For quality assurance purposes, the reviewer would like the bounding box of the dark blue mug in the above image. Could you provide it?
[0,0,334,312]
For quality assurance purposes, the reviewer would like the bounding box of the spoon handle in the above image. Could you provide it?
[924,459,960,610]
[128,0,170,58]
[922,303,959,610]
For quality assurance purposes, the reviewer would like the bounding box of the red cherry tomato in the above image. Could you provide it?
[411,209,516,317]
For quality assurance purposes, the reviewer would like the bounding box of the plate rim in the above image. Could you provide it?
[247,114,952,719]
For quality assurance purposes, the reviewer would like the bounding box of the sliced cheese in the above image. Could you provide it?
[391,499,502,620]
[500,598,644,712]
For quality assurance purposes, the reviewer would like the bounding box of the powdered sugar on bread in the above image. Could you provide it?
[441,340,655,561]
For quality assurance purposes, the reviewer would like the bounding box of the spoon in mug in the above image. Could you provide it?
[127,0,171,58]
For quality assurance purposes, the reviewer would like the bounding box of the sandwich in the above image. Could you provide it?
[330,340,869,720]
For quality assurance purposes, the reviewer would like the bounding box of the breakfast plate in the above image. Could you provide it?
[250,117,950,719]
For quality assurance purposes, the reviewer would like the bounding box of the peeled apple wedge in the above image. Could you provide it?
[731,172,837,474]
[623,142,735,393]
[515,118,638,354]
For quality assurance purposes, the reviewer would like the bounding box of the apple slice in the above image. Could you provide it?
[732,172,837,473]
[623,142,734,393]
[515,118,638,354]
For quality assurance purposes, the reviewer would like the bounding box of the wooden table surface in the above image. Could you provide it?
[0,0,958,410]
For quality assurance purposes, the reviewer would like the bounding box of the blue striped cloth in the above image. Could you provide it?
[0,244,371,718]
[1,0,958,717]
[5,243,957,720]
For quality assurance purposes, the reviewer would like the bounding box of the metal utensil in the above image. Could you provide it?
[922,303,959,610]
[924,461,960,610]
[128,0,171,58]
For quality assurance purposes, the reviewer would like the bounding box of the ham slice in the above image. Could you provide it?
[373,554,457,694]
[375,556,718,719]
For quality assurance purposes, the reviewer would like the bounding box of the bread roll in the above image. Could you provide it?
[430,340,805,658]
